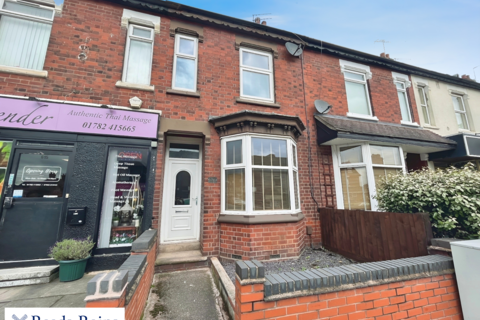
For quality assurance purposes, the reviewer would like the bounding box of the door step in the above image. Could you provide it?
[159,241,201,253]
[155,250,209,273]
[0,265,59,288]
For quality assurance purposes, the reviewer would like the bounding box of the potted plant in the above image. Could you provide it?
[112,215,119,227]
[48,237,95,282]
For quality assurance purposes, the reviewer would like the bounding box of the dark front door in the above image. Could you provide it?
[0,149,71,261]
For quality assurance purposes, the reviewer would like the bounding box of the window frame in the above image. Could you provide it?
[451,94,470,131]
[221,133,300,215]
[394,80,414,123]
[0,0,54,23]
[239,47,275,103]
[417,85,431,125]
[332,143,405,211]
[121,23,154,86]
[343,70,374,118]
[172,33,198,92]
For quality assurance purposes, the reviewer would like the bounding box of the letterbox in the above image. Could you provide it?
[66,207,87,226]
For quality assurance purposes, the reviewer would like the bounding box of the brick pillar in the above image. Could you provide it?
[234,260,266,320]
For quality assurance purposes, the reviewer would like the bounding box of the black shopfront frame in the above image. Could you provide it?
[0,128,156,270]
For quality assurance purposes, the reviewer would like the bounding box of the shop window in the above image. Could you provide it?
[334,143,405,211]
[0,0,55,71]
[0,141,12,200]
[240,47,274,102]
[172,33,198,91]
[222,134,300,214]
[451,94,469,130]
[13,153,68,198]
[98,147,149,248]
[122,24,154,85]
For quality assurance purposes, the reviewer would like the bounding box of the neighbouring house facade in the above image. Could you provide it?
[408,74,480,169]
[0,0,478,270]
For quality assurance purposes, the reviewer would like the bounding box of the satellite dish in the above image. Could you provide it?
[315,100,332,114]
[285,42,303,57]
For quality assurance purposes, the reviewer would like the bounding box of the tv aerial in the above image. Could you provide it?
[285,42,303,57]
[314,100,332,114]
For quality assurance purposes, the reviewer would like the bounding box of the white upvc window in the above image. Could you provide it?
[122,24,154,85]
[395,81,413,123]
[221,134,300,215]
[240,47,274,102]
[340,60,375,120]
[172,33,198,92]
[417,86,431,125]
[332,143,405,211]
[0,0,55,71]
[451,94,469,131]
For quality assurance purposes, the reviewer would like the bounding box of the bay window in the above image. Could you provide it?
[0,0,55,71]
[222,134,300,214]
[334,143,405,211]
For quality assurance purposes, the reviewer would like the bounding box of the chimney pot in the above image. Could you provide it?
[461,74,471,80]
[261,20,267,25]
[255,17,260,24]
[380,52,386,58]
[386,53,390,59]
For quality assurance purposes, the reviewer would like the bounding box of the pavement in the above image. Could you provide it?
[144,268,229,320]
[0,273,95,320]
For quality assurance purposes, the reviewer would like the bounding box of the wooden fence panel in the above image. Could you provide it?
[319,208,433,262]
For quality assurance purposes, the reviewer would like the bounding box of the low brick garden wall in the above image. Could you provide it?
[234,255,462,320]
[84,229,157,320]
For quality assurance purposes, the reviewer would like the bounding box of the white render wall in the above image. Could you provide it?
[411,75,480,137]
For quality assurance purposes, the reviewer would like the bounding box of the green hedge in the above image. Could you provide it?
[375,163,480,239]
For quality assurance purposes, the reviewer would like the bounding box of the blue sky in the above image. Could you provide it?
[55,0,479,80]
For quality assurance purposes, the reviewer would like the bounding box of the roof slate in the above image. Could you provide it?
[315,115,456,145]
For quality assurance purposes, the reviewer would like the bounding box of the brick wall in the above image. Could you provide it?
[235,274,462,320]
[0,0,423,257]
[220,220,306,261]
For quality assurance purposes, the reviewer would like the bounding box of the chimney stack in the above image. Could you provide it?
[380,52,386,58]
[386,53,390,59]
[255,17,260,24]
[461,74,472,80]
[261,20,267,25]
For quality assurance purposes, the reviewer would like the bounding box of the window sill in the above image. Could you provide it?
[166,88,201,98]
[235,97,280,108]
[217,212,304,225]
[115,81,155,92]
[458,129,472,133]
[346,113,379,121]
[423,125,439,130]
[400,120,420,127]
[0,65,48,78]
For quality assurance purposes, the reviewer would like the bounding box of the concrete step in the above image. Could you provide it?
[0,266,59,288]
[156,250,207,266]
[159,241,201,253]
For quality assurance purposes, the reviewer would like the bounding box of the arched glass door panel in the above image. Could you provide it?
[174,171,191,205]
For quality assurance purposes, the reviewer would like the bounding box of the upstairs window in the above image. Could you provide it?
[122,24,154,85]
[417,86,431,125]
[395,81,412,123]
[172,34,198,92]
[240,48,274,102]
[0,0,55,70]
[344,71,372,116]
[451,94,469,130]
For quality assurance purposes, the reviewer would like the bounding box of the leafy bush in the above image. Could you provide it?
[48,237,95,261]
[375,163,480,239]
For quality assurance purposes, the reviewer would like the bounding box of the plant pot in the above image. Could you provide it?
[58,257,89,282]
[113,220,119,227]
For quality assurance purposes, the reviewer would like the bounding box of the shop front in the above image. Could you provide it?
[0,97,159,270]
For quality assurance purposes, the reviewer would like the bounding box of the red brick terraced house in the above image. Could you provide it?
[0,0,477,270]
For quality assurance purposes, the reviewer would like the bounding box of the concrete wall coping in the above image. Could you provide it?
[235,255,454,301]
[131,229,157,253]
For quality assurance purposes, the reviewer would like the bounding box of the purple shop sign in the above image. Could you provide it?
[0,97,159,139]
